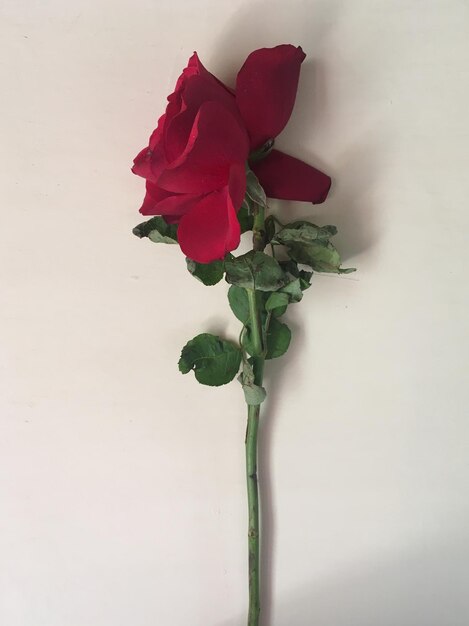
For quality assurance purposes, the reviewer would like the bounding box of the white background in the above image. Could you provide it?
[1,0,469,624]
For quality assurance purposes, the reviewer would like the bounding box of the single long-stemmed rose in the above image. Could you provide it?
[132,45,353,626]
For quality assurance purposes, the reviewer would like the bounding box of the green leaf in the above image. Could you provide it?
[279,260,313,290]
[272,221,337,246]
[238,360,266,405]
[133,216,178,244]
[279,260,298,274]
[237,199,254,233]
[275,222,355,274]
[265,318,291,359]
[178,333,242,387]
[288,241,355,274]
[298,270,313,290]
[242,318,291,360]
[280,277,303,303]
[271,303,288,318]
[229,285,287,322]
[245,167,267,208]
[265,292,290,312]
[288,241,339,272]
[225,251,285,291]
[227,285,250,324]
[186,258,224,286]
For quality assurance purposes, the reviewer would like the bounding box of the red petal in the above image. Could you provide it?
[174,53,200,91]
[228,161,247,209]
[236,45,306,149]
[251,149,331,204]
[132,112,168,182]
[184,52,213,82]
[177,188,241,263]
[158,101,249,195]
[132,144,167,187]
[139,181,200,216]
[149,114,166,149]
[164,74,239,163]
[163,214,182,224]
[139,182,162,215]
[185,52,235,95]
[166,53,235,163]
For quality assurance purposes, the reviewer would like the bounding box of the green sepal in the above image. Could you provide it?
[186,258,224,286]
[133,216,178,244]
[225,251,285,291]
[238,360,266,405]
[245,167,267,208]
[178,333,242,387]
[237,199,254,233]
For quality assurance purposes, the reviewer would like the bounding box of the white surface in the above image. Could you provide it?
[1,0,469,624]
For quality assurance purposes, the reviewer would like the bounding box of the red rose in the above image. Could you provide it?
[132,46,331,263]
[132,53,249,263]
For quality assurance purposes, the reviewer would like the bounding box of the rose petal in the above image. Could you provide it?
[228,161,247,209]
[164,52,240,162]
[149,114,166,149]
[163,214,182,224]
[164,74,239,163]
[251,149,331,204]
[185,52,235,95]
[158,101,249,195]
[139,181,200,216]
[174,52,201,91]
[132,147,163,183]
[177,188,241,263]
[236,45,306,149]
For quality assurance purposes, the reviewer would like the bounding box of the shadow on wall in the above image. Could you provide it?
[211,1,384,625]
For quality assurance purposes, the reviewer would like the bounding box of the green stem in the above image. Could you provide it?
[252,204,265,252]
[245,202,266,626]
[246,403,260,626]
[246,289,263,357]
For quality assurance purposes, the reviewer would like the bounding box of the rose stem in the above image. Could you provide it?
[245,203,266,626]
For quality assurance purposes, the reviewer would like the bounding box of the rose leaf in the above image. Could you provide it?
[265,292,290,312]
[272,221,337,246]
[178,333,242,387]
[225,251,285,291]
[133,216,178,244]
[242,318,291,360]
[186,258,224,286]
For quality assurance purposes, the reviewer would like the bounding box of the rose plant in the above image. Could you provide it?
[132,44,353,626]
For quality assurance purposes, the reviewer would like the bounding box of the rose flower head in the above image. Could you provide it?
[132,45,331,263]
